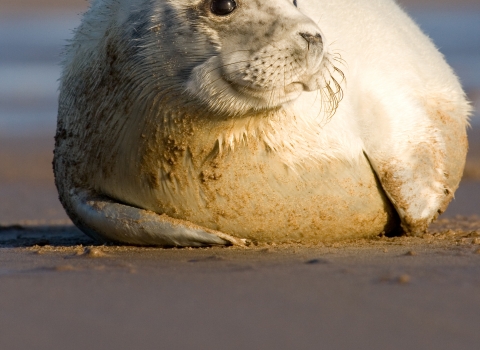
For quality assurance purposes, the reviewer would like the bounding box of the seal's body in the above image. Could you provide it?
[54,0,470,246]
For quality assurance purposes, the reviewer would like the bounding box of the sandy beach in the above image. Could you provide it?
[1,226,480,350]
[1,0,480,349]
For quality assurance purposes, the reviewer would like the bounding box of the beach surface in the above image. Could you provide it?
[1,0,480,349]
[1,225,480,350]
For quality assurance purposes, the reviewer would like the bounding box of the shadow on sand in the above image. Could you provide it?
[1,215,480,249]
[0,225,97,248]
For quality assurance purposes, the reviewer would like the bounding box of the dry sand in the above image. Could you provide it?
[1,0,480,349]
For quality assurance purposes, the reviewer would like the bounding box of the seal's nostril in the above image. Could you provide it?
[299,32,323,46]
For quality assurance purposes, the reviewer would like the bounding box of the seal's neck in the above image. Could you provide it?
[149,105,359,170]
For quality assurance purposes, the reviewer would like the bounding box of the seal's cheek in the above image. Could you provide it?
[182,0,332,109]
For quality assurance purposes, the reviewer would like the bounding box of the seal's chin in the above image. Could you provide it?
[185,57,313,116]
[226,79,305,106]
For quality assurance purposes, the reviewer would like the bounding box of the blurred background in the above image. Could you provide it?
[0,0,479,224]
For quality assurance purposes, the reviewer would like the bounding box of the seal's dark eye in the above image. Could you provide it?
[293,0,298,7]
[210,0,237,16]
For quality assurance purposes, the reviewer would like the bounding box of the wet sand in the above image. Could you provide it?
[1,220,480,349]
[1,1,480,349]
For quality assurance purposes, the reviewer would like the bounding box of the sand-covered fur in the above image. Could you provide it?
[54,0,470,246]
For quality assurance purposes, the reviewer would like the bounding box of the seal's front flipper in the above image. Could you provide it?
[363,149,447,235]
[362,102,468,235]
[67,190,244,247]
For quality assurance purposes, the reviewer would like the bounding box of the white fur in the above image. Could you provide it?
[55,0,471,245]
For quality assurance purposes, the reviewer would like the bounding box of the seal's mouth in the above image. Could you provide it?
[224,77,305,107]
[219,53,327,110]
[185,53,344,117]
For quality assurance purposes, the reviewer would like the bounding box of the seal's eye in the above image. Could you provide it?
[210,0,237,16]
[293,0,298,7]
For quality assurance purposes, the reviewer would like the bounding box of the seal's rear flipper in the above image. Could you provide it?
[68,190,244,247]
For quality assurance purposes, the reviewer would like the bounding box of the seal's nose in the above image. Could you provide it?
[299,32,323,49]
[296,31,325,87]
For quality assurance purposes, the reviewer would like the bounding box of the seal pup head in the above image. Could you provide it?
[98,0,344,119]
[183,0,343,117]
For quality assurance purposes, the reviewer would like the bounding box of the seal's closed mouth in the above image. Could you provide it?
[223,75,305,104]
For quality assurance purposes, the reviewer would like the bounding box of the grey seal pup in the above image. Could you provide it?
[54,0,470,246]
